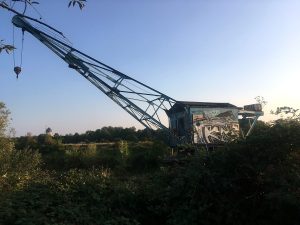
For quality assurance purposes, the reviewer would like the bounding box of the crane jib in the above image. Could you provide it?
[11,15,176,131]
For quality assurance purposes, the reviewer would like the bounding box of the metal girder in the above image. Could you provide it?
[238,110,264,138]
[12,15,176,130]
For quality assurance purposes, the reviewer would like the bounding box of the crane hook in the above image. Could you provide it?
[14,66,21,79]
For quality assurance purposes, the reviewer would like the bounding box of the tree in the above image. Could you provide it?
[0,102,13,151]
[271,106,300,121]
[0,102,10,137]
[0,102,42,193]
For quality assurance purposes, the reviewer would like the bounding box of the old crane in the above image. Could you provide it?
[11,14,263,146]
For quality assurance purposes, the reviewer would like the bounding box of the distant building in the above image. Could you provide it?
[45,127,52,136]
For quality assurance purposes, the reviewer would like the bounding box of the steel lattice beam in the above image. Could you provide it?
[12,15,176,130]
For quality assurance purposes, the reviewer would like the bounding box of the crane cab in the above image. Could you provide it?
[167,101,263,146]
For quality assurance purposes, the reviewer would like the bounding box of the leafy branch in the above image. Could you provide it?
[68,0,86,10]
[8,0,86,10]
[271,106,300,121]
[255,96,267,108]
[0,40,15,54]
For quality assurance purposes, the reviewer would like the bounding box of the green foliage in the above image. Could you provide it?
[162,119,300,225]
[0,148,42,192]
[271,106,300,121]
[62,144,122,170]
[0,169,140,225]
[0,42,15,54]
[118,140,129,157]
[60,126,168,144]
[0,100,299,225]
[0,102,10,137]
[126,141,167,172]
[14,133,38,150]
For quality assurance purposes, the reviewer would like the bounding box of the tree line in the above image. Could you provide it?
[14,126,169,151]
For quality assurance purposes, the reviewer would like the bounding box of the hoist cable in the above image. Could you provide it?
[12,25,15,67]
[10,0,16,68]
[29,2,43,20]
[1,3,65,37]
[20,30,24,66]
[22,0,27,15]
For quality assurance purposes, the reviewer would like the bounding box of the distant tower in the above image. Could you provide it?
[45,127,52,136]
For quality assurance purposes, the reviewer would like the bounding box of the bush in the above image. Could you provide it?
[126,141,166,172]
[0,169,140,225]
[0,148,42,192]
[0,110,299,225]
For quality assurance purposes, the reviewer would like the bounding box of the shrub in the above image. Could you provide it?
[126,141,166,172]
[0,148,42,192]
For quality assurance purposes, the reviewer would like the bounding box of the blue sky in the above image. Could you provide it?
[1,0,300,136]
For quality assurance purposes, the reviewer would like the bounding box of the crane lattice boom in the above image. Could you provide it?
[12,15,176,130]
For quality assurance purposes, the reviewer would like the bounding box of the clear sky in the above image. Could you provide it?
[0,0,300,136]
